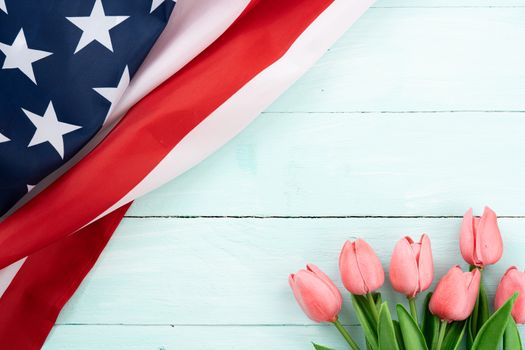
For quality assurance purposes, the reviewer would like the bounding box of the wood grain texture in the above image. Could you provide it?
[44,326,361,350]
[128,112,525,217]
[46,1,525,349]
[374,0,525,7]
[55,217,525,325]
[266,8,525,112]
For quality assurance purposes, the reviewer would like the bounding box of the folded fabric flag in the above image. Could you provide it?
[0,0,176,215]
[0,0,373,347]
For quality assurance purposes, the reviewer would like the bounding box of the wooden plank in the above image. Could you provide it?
[44,325,362,350]
[57,217,525,325]
[128,112,525,217]
[266,8,525,112]
[42,324,525,350]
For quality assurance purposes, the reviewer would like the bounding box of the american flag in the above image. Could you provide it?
[0,0,372,347]
[0,0,175,215]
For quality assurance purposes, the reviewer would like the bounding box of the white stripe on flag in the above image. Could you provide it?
[0,0,251,300]
[99,0,375,219]
[111,0,252,122]
[0,259,25,298]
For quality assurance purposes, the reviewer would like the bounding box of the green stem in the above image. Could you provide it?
[469,266,483,335]
[408,296,418,324]
[366,293,379,323]
[435,320,447,350]
[471,291,480,334]
[333,318,361,350]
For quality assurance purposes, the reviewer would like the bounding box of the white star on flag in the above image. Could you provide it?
[66,0,129,54]
[22,102,82,159]
[0,0,7,14]
[150,0,175,13]
[26,184,35,192]
[0,29,52,84]
[93,66,129,124]
[0,132,9,143]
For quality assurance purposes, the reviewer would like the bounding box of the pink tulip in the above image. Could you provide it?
[459,206,503,267]
[429,265,480,321]
[339,239,384,295]
[289,264,342,323]
[495,266,525,324]
[389,234,434,298]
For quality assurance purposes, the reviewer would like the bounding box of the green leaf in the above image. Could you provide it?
[374,292,383,309]
[470,281,491,340]
[469,293,481,346]
[352,294,379,350]
[466,318,475,349]
[442,321,466,350]
[478,282,490,328]
[378,302,400,350]
[353,295,378,331]
[472,293,518,350]
[313,343,336,350]
[421,293,439,349]
[503,317,522,350]
[469,272,491,339]
[396,304,429,350]
[393,320,406,350]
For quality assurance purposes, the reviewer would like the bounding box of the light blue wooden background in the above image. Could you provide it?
[44,1,525,348]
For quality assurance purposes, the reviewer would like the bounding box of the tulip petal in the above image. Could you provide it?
[495,267,525,324]
[410,238,421,259]
[430,266,471,321]
[459,208,476,266]
[355,239,384,293]
[417,234,434,292]
[477,206,503,266]
[463,268,481,318]
[495,267,516,311]
[507,266,525,287]
[389,237,419,297]
[339,240,368,295]
[291,269,341,323]
[307,264,342,306]
[289,274,296,289]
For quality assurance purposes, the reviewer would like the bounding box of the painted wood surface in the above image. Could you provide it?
[45,326,362,350]
[374,0,525,6]
[45,1,525,349]
[128,112,525,217]
[54,218,525,325]
[266,7,525,113]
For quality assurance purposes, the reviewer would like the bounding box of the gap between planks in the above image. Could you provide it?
[261,110,525,114]
[54,323,360,327]
[124,215,525,219]
[371,6,525,8]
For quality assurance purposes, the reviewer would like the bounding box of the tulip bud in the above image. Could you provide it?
[389,234,434,298]
[459,206,503,267]
[495,266,525,324]
[339,239,384,295]
[429,265,480,322]
[289,264,342,323]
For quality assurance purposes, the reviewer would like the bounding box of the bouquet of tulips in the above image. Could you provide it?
[289,207,524,350]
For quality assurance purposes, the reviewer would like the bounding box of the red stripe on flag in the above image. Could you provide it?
[0,203,131,349]
[0,0,332,268]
